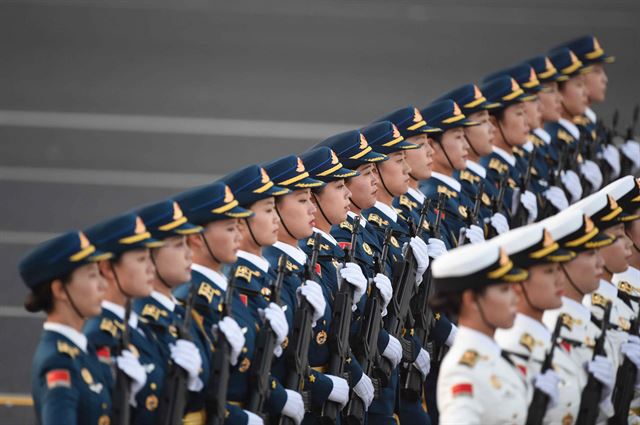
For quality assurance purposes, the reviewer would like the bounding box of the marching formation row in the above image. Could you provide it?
[20,34,640,425]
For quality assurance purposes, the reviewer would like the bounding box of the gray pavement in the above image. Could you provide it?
[1,0,638,423]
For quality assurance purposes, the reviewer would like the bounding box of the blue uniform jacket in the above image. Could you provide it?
[32,328,112,425]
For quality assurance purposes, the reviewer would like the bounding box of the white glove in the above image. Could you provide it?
[600,145,621,178]
[373,273,392,316]
[520,190,538,222]
[465,224,485,244]
[282,389,304,424]
[621,140,640,169]
[621,335,640,388]
[297,280,326,326]
[382,335,403,368]
[532,369,561,409]
[427,238,447,259]
[244,410,264,425]
[170,339,204,391]
[339,262,367,305]
[327,374,349,408]
[409,237,429,286]
[580,159,603,190]
[586,355,615,403]
[561,170,583,202]
[353,373,375,408]
[116,349,147,406]
[260,303,289,357]
[413,348,431,380]
[215,316,246,366]
[490,213,509,235]
[543,186,569,211]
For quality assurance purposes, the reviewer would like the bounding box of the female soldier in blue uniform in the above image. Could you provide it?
[261,154,351,423]
[133,199,211,424]
[479,75,539,225]
[172,181,289,425]
[83,213,169,425]
[315,129,404,425]
[21,231,113,425]
[223,164,306,424]
[299,146,375,413]
[359,120,434,424]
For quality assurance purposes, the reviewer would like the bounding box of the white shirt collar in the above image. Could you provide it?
[150,291,176,312]
[515,313,551,341]
[456,326,501,357]
[533,127,551,144]
[431,171,462,192]
[44,322,88,353]
[347,211,367,228]
[492,146,516,166]
[191,263,228,292]
[237,250,270,273]
[373,201,398,223]
[585,107,597,124]
[101,300,139,329]
[407,187,426,204]
[313,227,337,246]
[562,296,591,322]
[272,241,307,265]
[558,118,580,140]
[465,160,486,178]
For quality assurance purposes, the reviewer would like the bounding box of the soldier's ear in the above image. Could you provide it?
[97,259,114,280]
[50,278,67,303]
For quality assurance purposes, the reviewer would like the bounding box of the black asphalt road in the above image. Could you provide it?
[1,0,638,423]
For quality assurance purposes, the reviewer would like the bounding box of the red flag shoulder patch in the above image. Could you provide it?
[560,341,572,353]
[239,293,248,307]
[314,263,322,276]
[451,383,473,397]
[46,369,71,389]
[338,242,351,251]
[96,346,111,363]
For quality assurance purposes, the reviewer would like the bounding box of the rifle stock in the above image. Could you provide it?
[111,298,133,425]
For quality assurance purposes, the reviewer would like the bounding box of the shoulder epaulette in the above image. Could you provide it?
[140,304,167,321]
[398,195,417,210]
[99,317,122,338]
[557,129,574,144]
[437,185,457,198]
[519,332,535,353]
[197,281,221,304]
[459,170,480,184]
[488,158,508,174]
[458,349,479,368]
[235,265,260,283]
[339,220,353,232]
[367,213,389,227]
[57,340,80,359]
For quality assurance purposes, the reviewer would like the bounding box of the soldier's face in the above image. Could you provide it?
[626,214,640,251]
[518,263,563,310]
[523,98,543,130]
[538,83,561,122]
[276,189,316,240]
[65,262,106,317]
[563,249,603,292]
[438,128,468,171]
[243,197,280,247]
[346,164,378,210]
[313,179,352,225]
[376,152,411,197]
[404,134,433,180]
[111,248,155,297]
[584,64,608,103]
[499,103,530,146]
[464,111,494,156]
[475,283,518,329]
[600,224,632,273]
[202,219,242,264]
[559,75,588,116]
[152,236,193,286]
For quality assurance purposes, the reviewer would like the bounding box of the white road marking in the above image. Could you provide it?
[0,109,357,140]
[0,305,43,319]
[0,165,220,188]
